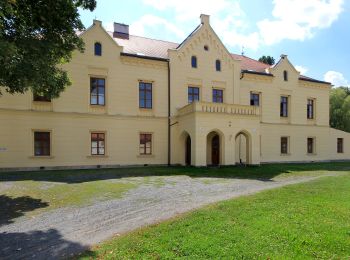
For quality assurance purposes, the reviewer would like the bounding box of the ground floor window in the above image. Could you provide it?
[337,138,344,153]
[34,131,50,156]
[307,137,315,154]
[91,132,105,155]
[140,133,152,155]
[281,137,289,154]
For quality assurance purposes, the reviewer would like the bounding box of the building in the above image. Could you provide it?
[1,14,349,170]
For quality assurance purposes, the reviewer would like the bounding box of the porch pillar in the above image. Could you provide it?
[192,132,206,166]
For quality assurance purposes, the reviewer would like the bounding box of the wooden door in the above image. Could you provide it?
[212,135,220,165]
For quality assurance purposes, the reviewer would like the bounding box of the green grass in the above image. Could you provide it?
[1,162,350,221]
[78,173,350,259]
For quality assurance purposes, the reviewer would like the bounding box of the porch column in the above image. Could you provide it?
[192,132,206,166]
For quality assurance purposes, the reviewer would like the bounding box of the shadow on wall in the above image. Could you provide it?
[0,229,94,260]
[0,162,350,184]
[0,195,49,227]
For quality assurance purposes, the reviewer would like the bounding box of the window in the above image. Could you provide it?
[33,93,51,102]
[307,99,314,119]
[215,60,221,71]
[337,138,344,153]
[283,70,288,81]
[250,93,260,106]
[191,56,197,68]
[139,82,152,109]
[140,133,152,155]
[91,132,105,155]
[34,131,50,156]
[94,42,102,56]
[90,78,105,105]
[280,96,288,117]
[213,89,223,103]
[204,45,209,51]
[188,86,200,103]
[281,137,289,154]
[307,137,315,154]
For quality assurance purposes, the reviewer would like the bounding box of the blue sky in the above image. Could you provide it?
[79,0,350,86]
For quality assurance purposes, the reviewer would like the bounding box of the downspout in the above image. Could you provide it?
[167,60,171,166]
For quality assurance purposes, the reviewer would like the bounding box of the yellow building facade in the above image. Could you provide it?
[1,14,349,169]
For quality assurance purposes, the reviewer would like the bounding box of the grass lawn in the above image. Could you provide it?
[1,162,350,227]
[78,173,350,259]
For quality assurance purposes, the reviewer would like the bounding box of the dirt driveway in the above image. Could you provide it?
[0,173,340,259]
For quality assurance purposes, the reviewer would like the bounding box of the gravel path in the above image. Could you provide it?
[0,174,337,259]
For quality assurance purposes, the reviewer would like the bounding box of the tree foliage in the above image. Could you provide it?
[0,0,96,98]
[330,86,350,132]
[258,55,275,65]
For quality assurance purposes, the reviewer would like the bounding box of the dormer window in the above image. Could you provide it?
[191,56,197,68]
[94,42,102,56]
[283,70,288,81]
[216,60,221,71]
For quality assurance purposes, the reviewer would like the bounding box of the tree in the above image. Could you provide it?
[258,55,275,65]
[330,86,350,132]
[0,0,96,98]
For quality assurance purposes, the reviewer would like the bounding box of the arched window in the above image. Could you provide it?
[216,59,221,71]
[94,42,102,56]
[283,70,288,81]
[191,56,197,68]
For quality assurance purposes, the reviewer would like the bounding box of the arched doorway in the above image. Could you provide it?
[235,131,251,165]
[185,135,191,166]
[207,131,223,166]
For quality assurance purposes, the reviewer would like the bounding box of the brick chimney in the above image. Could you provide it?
[113,22,129,39]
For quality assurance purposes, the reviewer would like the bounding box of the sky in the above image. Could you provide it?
[79,0,350,86]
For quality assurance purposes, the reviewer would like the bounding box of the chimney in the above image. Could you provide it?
[113,22,129,39]
[200,14,210,25]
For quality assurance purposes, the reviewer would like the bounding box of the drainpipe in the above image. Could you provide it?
[167,60,171,166]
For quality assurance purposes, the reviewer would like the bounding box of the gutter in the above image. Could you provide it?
[167,61,171,166]
[120,52,169,62]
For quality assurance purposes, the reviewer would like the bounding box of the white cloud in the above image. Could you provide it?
[137,0,344,51]
[258,0,344,45]
[130,14,185,39]
[295,65,308,75]
[324,71,349,87]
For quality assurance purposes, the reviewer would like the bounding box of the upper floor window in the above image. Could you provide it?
[307,99,314,119]
[34,131,50,156]
[307,137,315,154]
[90,78,105,105]
[94,42,102,56]
[250,93,260,106]
[337,138,344,153]
[215,60,221,71]
[191,56,197,68]
[280,96,288,117]
[204,45,209,51]
[283,70,288,81]
[281,137,289,154]
[188,86,199,103]
[33,93,51,102]
[91,132,105,155]
[140,133,152,155]
[213,89,223,103]
[139,82,152,109]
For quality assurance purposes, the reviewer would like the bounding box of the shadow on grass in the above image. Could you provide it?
[0,162,349,184]
[0,228,95,260]
[0,195,49,227]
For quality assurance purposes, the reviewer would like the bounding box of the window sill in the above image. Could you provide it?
[90,105,106,108]
[280,153,291,156]
[137,154,155,158]
[29,156,54,159]
[87,155,109,158]
[307,153,317,156]
[33,101,52,104]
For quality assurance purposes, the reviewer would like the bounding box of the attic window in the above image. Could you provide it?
[283,70,288,81]
[94,42,102,56]
[204,45,209,51]
[191,56,197,68]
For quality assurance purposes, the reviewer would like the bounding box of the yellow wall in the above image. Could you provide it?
[0,16,349,169]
